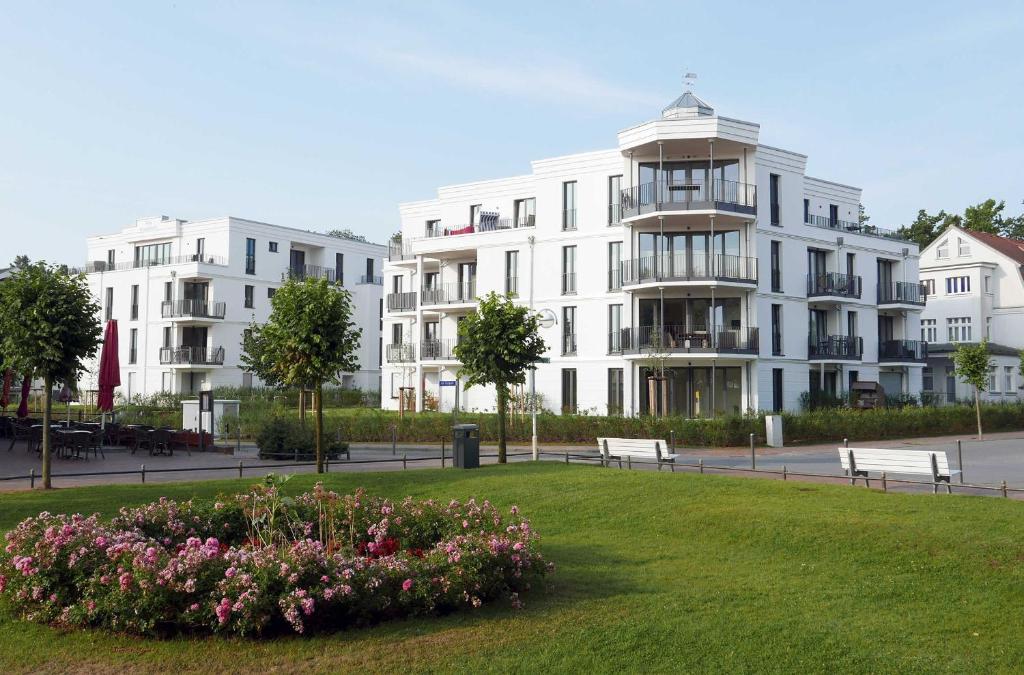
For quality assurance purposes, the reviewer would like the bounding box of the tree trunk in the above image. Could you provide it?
[314,383,324,473]
[975,387,983,440]
[496,383,507,464]
[42,376,52,490]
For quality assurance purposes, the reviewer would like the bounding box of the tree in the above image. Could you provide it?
[0,262,101,488]
[240,277,361,472]
[325,228,368,243]
[896,209,960,249]
[858,203,870,225]
[453,293,546,463]
[962,199,1005,235]
[952,340,992,440]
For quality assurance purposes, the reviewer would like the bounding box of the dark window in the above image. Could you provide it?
[244,285,254,309]
[770,240,782,292]
[196,238,205,259]
[245,238,256,274]
[847,311,857,338]
[365,258,374,281]
[607,368,624,414]
[130,285,139,320]
[608,175,622,225]
[608,304,622,353]
[829,204,838,226]
[106,249,115,268]
[562,181,577,230]
[803,198,810,224]
[513,198,535,228]
[561,368,578,414]
[391,323,402,344]
[469,204,481,226]
[505,250,518,296]
[426,219,441,236]
[846,252,855,277]
[129,328,138,364]
[562,306,577,355]
[104,287,113,321]
[562,246,576,295]
[772,368,784,412]
[267,288,276,299]
[134,242,171,267]
[335,253,344,285]
[608,241,622,290]
[162,326,171,349]
[769,174,781,225]
[269,241,278,252]
[163,281,172,303]
[771,304,783,355]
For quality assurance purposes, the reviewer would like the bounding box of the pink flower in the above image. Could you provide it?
[215,597,232,624]
[118,572,133,591]
[94,536,107,548]
[225,567,237,579]
[301,597,315,616]
[402,579,414,592]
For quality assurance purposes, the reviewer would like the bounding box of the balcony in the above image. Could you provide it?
[808,335,862,361]
[161,300,227,320]
[388,241,414,262]
[421,338,458,361]
[878,281,928,307]
[505,276,519,297]
[562,333,577,356]
[358,275,383,285]
[421,281,476,306]
[807,272,862,300]
[620,179,757,220]
[284,264,339,283]
[563,209,577,231]
[386,291,417,312]
[619,326,759,356]
[879,339,928,363]
[386,343,416,363]
[159,346,225,366]
[561,272,577,295]
[423,216,534,239]
[72,254,228,275]
[622,253,758,287]
[803,214,909,243]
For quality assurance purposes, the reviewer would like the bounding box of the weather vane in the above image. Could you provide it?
[683,71,697,91]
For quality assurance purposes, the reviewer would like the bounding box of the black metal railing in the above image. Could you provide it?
[561,272,576,295]
[421,338,458,360]
[161,300,227,320]
[388,241,413,261]
[159,346,225,365]
[608,331,622,354]
[420,281,476,305]
[808,335,863,360]
[563,209,577,231]
[771,266,782,292]
[358,275,383,285]
[807,272,862,299]
[620,179,757,219]
[878,281,928,305]
[386,292,417,312]
[285,264,338,283]
[803,214,907,242]
[621,253,758,285]
[879,339,928,362]
[72,255,229,275]
[385,344,416,363]
[422,216,535,239]
[608,203,622,225]
[562,333,577,356]
[608,267,622,291]
[620,326,759,354]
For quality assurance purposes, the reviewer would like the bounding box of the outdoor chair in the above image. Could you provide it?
[103,422,121,446]
[86,427,105,460]
[150,428,173,456]
[65,431,90,460]
[8,422,33,451]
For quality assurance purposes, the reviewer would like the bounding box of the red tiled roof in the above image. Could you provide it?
[964,229,1024,265]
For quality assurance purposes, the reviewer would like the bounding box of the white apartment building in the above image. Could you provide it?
[919,226,1024,403]
[77,216,385,399]
[382,90,926,416]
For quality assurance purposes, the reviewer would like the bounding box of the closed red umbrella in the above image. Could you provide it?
[16,375,30,418]
[97,320,120,412]
[0,369,11,411]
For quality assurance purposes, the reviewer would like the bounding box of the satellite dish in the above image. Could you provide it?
[537,309,557,329]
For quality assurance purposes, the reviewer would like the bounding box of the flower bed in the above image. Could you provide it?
[0,477,552,636]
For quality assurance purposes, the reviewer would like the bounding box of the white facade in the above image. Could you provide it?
[383,91,926,416]
[78,216,384,399]
[919,226,1024,403]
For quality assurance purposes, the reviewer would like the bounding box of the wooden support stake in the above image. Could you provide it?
[141,464,146,484]
[30,468,35,489]
[1002,480,1008,498]
[238,461,243,478]
[881,471,887,492]
[565,451,569,464]
[783,465,787,481]
[699,458,704,474]
[627,456,632,471]
[403,453,407,470]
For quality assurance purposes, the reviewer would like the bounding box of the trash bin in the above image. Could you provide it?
[765,414,784,448]
[452,424,480,469]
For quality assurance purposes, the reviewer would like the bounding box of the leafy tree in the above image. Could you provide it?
[952,340,992,439]
[896,209,960,249]
[325,228,368,243]
[0,262,101,488]
[1001,214,1024,240]
[240,277,361,472]
[962,199,1006,235]
[858,203,870,225]
[454,293,546,463]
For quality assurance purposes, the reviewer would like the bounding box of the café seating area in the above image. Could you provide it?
[0,416,215,460]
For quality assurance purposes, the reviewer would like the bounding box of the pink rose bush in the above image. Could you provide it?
[0,478,552,636]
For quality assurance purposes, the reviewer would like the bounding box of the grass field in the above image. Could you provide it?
[2,464,1024,673]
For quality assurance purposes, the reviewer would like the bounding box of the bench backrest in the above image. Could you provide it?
[837,447,952,478]
[597,437,668,459]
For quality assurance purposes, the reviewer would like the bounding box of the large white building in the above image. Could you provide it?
[383,90,927,416]
[919,226,1024,403]
[78,216,385,399]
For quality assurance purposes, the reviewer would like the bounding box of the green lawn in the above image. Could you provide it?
[2,464,1024,673]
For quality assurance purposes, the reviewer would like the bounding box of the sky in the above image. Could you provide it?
[2,0,1023,265]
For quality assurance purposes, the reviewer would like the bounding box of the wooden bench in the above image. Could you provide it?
[837,447,960,493]
[597,437,679,470]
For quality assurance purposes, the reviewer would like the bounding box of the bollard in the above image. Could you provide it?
[30,468,35,489]
[881,472,887,492]
[565,451,569,464]
[627,456,632,471]
[403,453,407,470]
[699,458,704,474]
[441,441,446,468]
[670,462,675,473]
[391,424,397,456]
[957,439,964,483]
[325,456,330,473]
[141,464,146,484]
[844,438,849,449]
[236,424,241,455]
[1002,480,1008,498]
[238,460,243,478]
[783,465,787,481]
[750,433,756,470]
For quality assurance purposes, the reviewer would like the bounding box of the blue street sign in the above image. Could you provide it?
[440,380,457,387]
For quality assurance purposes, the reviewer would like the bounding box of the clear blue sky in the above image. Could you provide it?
[3,0,1023,265]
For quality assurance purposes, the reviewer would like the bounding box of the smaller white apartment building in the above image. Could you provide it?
[920,226,1024,403]
[78,216,385,399]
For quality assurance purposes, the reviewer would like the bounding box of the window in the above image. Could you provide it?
[608,175,622,225]
[561,368,578,414]
[984,275,992,293]
[426,219,441,236]
[921,319,937,342]
[947,317,971,342]
[945,276,970,294]
[469,204,481,226]
[391,323,403,344]
[989,366,998,392]
[986,317,992,340]
[958,237,971,256]
[769,174,780,225]
[803,198,810,224]
[162,326,171,349]
[391,275,403,294]
[829,204,838,226]
[134,242,171,267]
[607,368,624,415]
[130,285,139,320]
[269,241,278,252]
[772,368,784,413]
[245,238,256,274]
[335,253,344,285]
[513,198,535,228]
[196,238,205,259]
[562,181,577,231]
[770,240,782,292]
[129,329,138,364]
[923,368,933,391]
[608,304,622,353]
[244,285,254,309]
[504,251,518,296]
[936,239,949,258]
[267,288,276,299]
[846,252,855,278]
[562,306,577,355]
[106,249,116,268]
[163,281,172,303]
[562,246,577,295]
[923,278,935,296]
[1006,366,1015,393]
[608,241,622,290]
[771,304,783,355]
[104,287,113,321]
[365,258,375,282]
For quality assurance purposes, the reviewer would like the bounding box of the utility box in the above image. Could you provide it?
[765,415,784,448]
[452,424,480,469]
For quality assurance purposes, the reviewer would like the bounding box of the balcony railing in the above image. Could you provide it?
[285,264,339,283]
[421,338,458,361]
[505,276,519,297]
[561,272,577,295]
[71,254,228,275]
[808,335,863,361]
[422,215,535,239]
[358,275,383,285]
[878,281,928,306]
[621,253,758,285]
[608,203,622,225]
[879,339,928,362]
[385,343,416,363]
[563,209,577,231]
[386,291,417,312]
[770,203,780,226]
[803,214,908,242]
[245,256,255,275]
[620,326,759,355]
[161,300,227,320]
[620,179,757,219]
[159,346,225,366]
[807,272,862,299]
[388,241,413,261]
[608,268,622,291]
[562,333,577,356]
[421,281,476,305]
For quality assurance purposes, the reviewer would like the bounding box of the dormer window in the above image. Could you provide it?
[958,238,970,256]
[936,239,949,258]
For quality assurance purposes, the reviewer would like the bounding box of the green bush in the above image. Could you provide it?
[255,417,348,460]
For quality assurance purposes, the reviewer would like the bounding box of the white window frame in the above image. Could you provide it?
[958,237,970,256]
[936,239,949,259]
[921,319,937,343]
